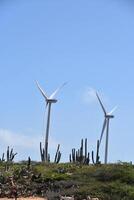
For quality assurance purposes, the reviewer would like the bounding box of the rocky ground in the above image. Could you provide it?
[0,198,46,200]
[1,162,134,200]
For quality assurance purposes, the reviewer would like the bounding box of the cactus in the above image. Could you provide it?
[27,156,31,170]
[40,142,50,162]
[0,146,17,163]
[8,147,17,162]
[48,153,50,162]
[40,142,44,161]
[54,144,61,164]
[92,140,101,165]
[85,138,87,159]
[0,153,5,162]
[69,138,90,165]
[7,146,9,162]
[0,147,17,171]
[40,142,61,163]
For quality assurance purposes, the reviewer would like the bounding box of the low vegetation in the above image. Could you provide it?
[0,161,134,199]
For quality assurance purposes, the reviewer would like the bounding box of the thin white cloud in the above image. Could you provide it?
[82,87,97,104]
[82,87,109,108]
[0,129,59,151]
[0,129,38,149]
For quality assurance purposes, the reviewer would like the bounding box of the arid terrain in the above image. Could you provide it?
[1,162,134,199]
[0,198,46,200]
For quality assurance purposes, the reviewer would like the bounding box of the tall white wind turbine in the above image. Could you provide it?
[36,81,66,162]
[96,92,117,164]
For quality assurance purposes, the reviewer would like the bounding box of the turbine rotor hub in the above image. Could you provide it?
[106,114,114,119]
[48,99,57,103]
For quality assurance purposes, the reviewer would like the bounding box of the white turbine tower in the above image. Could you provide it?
[96,92,117,164]
[36,81,66,162]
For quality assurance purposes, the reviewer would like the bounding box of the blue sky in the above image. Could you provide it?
[0,0,134,163]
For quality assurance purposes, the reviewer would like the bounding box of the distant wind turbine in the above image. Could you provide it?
[96,92,117,164]
[36,81,67,162]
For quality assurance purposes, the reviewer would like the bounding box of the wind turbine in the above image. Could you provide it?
[96,92,117,164]
[36,81,66,162]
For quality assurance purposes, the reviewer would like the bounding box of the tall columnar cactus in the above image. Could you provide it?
[0,153,5,162]
[92,140,101,165]
[0,147,17,163]
[0,147,17,171]
[7,146,17,162]
[69,138,90,165]
[40,142,44,161]
[54,144,61,164]
[40,142,61,163]
[85,138,87,159]
[27,156,31,170]
[40,142,50,162]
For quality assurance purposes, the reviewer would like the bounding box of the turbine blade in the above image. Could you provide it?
[49,82,67,99]
[108,106,117,115]
[46,101,49,108]
[43,101,49,117]
[99,118,107,145]
[36,81,48,101]
[96,92,107,115]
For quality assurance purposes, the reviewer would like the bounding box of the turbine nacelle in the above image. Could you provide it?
[105,114,114,119]
[47,99,57,103]
[36,81,67,106]
[96,92,117,118]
